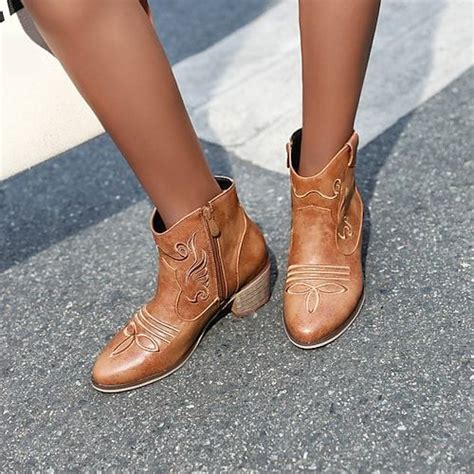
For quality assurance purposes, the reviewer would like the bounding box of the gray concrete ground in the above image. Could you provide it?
[1,60,472,471]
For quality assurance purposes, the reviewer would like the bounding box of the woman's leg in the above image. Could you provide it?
[283,1,381,348]
[298,0,381,176]
[22,0,220,228]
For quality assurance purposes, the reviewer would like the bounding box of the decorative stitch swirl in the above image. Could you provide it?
[111,307,179,357]
[161,233,210,304]
[285,264,349,314]
[286,281,347,313]
[337,215,353,240]
[293,178,342,200]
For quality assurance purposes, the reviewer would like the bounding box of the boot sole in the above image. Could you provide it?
[284,289,365,350]
[91,259,272,393]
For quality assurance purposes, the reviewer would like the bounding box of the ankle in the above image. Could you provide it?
[298,149,331,176]
[298,128,354,176]
[159,176,221,229]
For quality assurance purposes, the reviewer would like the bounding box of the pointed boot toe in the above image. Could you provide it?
[284,281,365,348]
[91,311,173,391]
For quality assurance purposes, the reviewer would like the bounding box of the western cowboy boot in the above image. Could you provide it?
[283,128,365,348]
[92,176,271,392]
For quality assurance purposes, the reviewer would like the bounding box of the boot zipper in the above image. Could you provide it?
[203,203,225,300]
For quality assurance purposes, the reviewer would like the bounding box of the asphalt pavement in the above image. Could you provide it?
[2,67,472,471]
[1,0,472,471]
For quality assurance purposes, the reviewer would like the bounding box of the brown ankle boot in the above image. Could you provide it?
[283,128,365,349]
[92,177,271,392]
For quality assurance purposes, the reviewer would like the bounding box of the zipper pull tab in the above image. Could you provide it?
[203,204,220,237]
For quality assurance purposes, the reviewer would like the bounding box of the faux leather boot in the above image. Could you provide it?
[283,128,365,348]
[92,177,271,392]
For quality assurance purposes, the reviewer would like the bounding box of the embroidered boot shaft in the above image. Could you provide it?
[92,177,271,392]
[283,128,365,348]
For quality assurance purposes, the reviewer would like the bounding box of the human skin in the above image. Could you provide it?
[22,0,380,215]
[298,0,381,176]
[21,0,221,228]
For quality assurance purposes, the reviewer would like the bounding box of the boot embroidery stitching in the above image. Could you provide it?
[162,232,220,321]
[234,206,248,291]
[292,178,341,200]
[285,264,349,314]
[336,169,356,242]
[163,232,210,304]
[337,215,353,240]
[111,307,179,356]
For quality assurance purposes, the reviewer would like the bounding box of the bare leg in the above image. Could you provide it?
[298,0,380,176]
[22,0,221,228]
